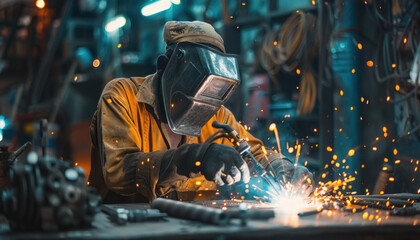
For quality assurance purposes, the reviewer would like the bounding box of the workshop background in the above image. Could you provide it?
[0,0,419,198]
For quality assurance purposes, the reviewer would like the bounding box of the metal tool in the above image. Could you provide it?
[102,205,167,225]
[347,196,413,210]
[0,141,32,188]
[0,152,101,231]
[211,121,282,196]
[350,193,420,202]
[224,203,275,226]
[151,198,275,226]
[391,207,420,216]
[152,198,230,225]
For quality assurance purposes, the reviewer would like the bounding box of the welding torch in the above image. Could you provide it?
[211,121,282,196]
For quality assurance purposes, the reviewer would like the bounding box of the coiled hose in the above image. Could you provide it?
[259,12,318,116]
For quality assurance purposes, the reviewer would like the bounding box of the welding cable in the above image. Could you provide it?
[259,29,281,85]
[203,129,229,144]
[297,70,317,116]
[258,12,318,116]
[258,12,317,82]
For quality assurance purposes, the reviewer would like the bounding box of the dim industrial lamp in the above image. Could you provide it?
[141,0,181,17]
[105,15,127,33]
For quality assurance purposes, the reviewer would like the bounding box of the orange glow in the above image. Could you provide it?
[333,154,337,160]
[389,177,395,182]
[395,84,400,91]
[93,59,100,67]
[195,181,202,186]
[366,61,373,67]
[327,146,333,152]
[107,98,112,104]
[392,63,396,68]
[269,123,276,131]
[361,97,365,102]
[393,148,398,155]
[274,41,278,46]
[340,90,344,96]
[403,37,407,44]
[351,69,355,74]
[357,43,362,50]
[312,0,316,5]
[36,0,45,8]
[296,68,301,75]
[74,76,78,82]
[383,126,387,132]
[348,149,355,157]
[195,161,201,167]
[117,43,122,48]
[386,96,390,101]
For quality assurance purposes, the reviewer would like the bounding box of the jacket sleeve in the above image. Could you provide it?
[95,85,175,202]
[216,106,289,167]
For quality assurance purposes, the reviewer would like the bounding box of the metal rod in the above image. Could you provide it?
[151,198,230,225]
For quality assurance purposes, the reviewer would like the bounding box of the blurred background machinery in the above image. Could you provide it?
[0,0,419,199]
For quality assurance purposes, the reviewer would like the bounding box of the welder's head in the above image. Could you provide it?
[159,21,240,137]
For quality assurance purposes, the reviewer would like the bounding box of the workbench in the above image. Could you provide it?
[1,200,419,240]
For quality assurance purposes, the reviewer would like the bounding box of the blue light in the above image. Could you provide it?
[141,0,172,16]
[0,116,6,130]
[105,15,127,32]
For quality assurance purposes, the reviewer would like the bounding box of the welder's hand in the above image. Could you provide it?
[201,144,251,186]
[270,159,314,196]
[291,166,314,196]
[160,143,250,186]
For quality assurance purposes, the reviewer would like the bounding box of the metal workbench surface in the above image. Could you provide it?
[1,200,420,240]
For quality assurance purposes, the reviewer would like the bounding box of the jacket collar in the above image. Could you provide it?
[133,73,164,120]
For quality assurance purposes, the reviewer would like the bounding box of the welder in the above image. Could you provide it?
[89,21,313,203]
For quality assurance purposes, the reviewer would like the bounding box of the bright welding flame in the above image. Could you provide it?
[271,182,314,213]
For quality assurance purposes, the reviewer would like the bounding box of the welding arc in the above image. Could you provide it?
[151,198,229,225]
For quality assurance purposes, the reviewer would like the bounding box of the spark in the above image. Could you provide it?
[269,123,282,154]
[93,59,100,67]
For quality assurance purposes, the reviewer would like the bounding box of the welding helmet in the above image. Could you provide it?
[161,41,240,137]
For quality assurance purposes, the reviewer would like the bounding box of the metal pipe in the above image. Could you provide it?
[11,141,32,163]
[331,1,361,191]
[151,198,230,225]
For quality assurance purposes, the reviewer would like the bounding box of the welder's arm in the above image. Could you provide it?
[216,106,313,191]
[94,92,176,201]
[95,95,250,201]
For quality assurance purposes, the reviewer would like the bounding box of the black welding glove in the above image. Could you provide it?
[160,143,250,186]
[269,158,314,195]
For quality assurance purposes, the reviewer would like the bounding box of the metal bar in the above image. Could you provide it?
[28,0,74,106]
[1,3,24,60]
[151,198,230,225]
